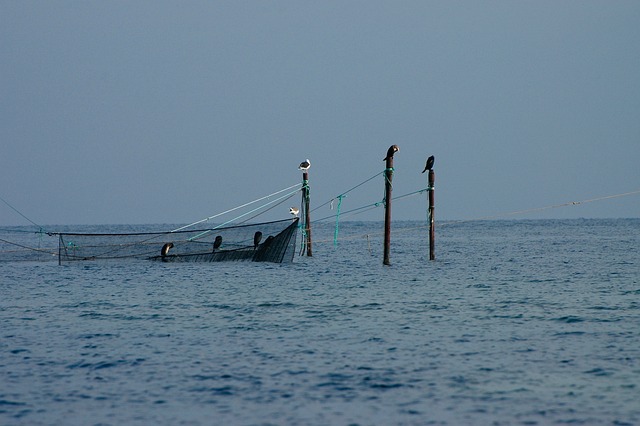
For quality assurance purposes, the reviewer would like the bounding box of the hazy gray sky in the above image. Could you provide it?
[2,0,639,226]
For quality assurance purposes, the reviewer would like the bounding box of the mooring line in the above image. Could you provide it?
[308,188,640,246]
[311,170,385,213]
[0,195,46,231]
[172,182,301,232]
[452,188,640,223]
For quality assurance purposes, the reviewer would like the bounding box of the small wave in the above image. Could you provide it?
[67,358,145,370]
[78,333,119,339]
[553,331,586,336]
[0,400,26,407]
[584,367,613,377]
[553,315,585,323]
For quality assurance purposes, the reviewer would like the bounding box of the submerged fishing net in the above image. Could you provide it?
[57,218,299,264]
[0,228,58,262]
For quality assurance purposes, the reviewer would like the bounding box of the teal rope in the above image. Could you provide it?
[383,167,394,189]
[311,170,385,213]
[314,187,429,223]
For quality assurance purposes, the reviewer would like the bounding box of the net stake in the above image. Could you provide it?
[428,168,435,260]
[383,145,398,266]
[302,171,312,256]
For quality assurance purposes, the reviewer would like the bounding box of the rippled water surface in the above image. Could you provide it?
[1,219,639,425]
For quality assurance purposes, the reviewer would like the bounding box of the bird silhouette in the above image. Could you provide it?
[383,145,399,161]
[253,231,262,249]
[213,235,223,252]
[421,155,435,173]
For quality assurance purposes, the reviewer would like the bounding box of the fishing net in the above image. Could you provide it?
[55,218,299,264]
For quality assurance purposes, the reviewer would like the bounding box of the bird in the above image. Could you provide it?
[421,155,435,173]
[298,159,311,171]
[253,231,263,249]
[213,235,223,252]
[383,145,399,161]
[161,242,174,257]
[289,207,300,217]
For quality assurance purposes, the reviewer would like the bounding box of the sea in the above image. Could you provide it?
[1,219,639,426]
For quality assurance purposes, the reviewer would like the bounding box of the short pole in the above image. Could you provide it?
[428,169,435,260]
[303,171,312,256]
[383,145,398,266]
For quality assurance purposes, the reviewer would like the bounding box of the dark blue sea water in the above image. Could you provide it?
[1,219,639,425]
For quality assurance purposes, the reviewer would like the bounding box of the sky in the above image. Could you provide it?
[2,0,639,226]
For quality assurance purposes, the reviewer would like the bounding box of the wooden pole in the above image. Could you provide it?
[428,169,435,260]
[303,171,312,256]
[383,145,398,266]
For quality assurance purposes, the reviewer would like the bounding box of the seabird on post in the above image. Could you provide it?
[298,159,311,171]
[383,145,399,161]
[421,155,435,173]
[289,207,300,217]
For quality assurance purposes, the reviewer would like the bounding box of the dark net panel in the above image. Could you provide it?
[58,218,298,264]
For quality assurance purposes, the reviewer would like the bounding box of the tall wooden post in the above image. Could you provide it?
[302,172,312,256]
[428,169,435,260]
[383,145,398,266]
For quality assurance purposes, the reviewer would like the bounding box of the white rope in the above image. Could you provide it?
[187,187,301,241]
[171,183,302,232]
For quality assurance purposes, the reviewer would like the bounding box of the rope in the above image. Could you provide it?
[311,170,385,213]
[188,186,301,241]
[309,188,640,246]
[0,195,46,231]
[314,188,428,223]
[239,190,298,224]
[172,182,301,232]
[0,237,58,256]
[453,188,640,223]
[383,167,394,189]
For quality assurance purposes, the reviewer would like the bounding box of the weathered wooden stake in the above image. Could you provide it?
[302,171,312,256]
[428,169,435,260]
[383,145,398,266]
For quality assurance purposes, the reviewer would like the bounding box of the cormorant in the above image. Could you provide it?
[383,145,399,161]
[421,155,435,173]
[213,235,223,252]
[253,231,263,249]
[161,242,174,257]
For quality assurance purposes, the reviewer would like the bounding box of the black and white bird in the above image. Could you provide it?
[421,155,435,173]
[383,145,399,161]
[289,207,300,217]
[161,242,174,257]
[298,159,311,171]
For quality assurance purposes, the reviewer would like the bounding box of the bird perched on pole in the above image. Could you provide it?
[383,145,399,161]
[289,207,300,217]
[298,159,311,171]
[421,155,435,173]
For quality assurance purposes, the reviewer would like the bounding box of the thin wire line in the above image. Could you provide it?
[0,195,44,229]
[171,183,301,232]
[311,171,384,212]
